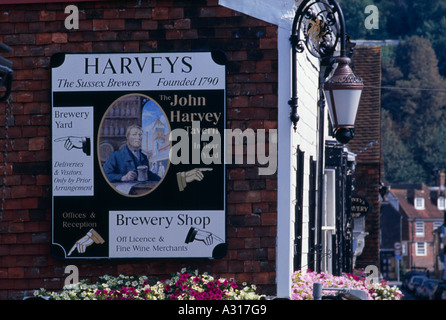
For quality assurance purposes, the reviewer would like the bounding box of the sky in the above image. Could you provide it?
[142,98,170,154]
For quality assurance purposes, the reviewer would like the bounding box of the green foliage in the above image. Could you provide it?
[337,0,382,39]
[381,110,425,183]
[337,1,446,184]
[338,0,410,40]
[340,0,446,77]
[381,36,446,184]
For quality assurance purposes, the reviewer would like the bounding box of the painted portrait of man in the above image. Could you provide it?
[102,125,161,183]
[98,94,170,196]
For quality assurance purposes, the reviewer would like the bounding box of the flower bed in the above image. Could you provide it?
[33,268,403,300]
[291,270,403,300]
[33,269,264,300]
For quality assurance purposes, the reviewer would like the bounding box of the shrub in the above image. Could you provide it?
[291,270,403,300]
[33,268,264,300]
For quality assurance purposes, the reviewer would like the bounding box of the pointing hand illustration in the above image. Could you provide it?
[185,227,224,246]
[68,229,104,256]
[177,168,213,191]
[54,136,91,156]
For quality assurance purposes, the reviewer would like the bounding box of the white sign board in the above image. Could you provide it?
[51,52,227,259]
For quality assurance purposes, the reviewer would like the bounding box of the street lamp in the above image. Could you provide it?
[290,0,363,274]
[324,56,363,144]
[289,0,363,144]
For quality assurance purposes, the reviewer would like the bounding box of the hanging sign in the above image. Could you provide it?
[351,196,370,218]
[51,51,227,259]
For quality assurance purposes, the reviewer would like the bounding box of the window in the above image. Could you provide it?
[415,242,427,256]
[438,196,446,210]
[415,221,425,237]
[414,197,425,210]
[434,221,443,231]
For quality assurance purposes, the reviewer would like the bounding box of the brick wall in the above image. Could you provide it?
[407,220,437,271]
[348,46,382,269]
[0,0,278,299]
[352,163,381,268]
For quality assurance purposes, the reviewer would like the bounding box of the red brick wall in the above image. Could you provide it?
[349,46,382,270]
[406,220,436,271]
[0,0,278,299]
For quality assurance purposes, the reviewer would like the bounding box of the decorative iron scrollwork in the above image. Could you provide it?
[292,2,340,60]
[305,12,333,58]
[289,0,347,131]
[324,57,363,87]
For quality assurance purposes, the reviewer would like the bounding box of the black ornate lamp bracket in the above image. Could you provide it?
[289,0,346,131]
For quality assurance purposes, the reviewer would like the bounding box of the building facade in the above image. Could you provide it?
[433,223,445,279]
[0,0,377,299]
[348,45,382,271]
[390,182,444,274]
[380,189,404,280]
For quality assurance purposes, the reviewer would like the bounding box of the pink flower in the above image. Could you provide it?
[180,273,190,281]
[214,288,222,295]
